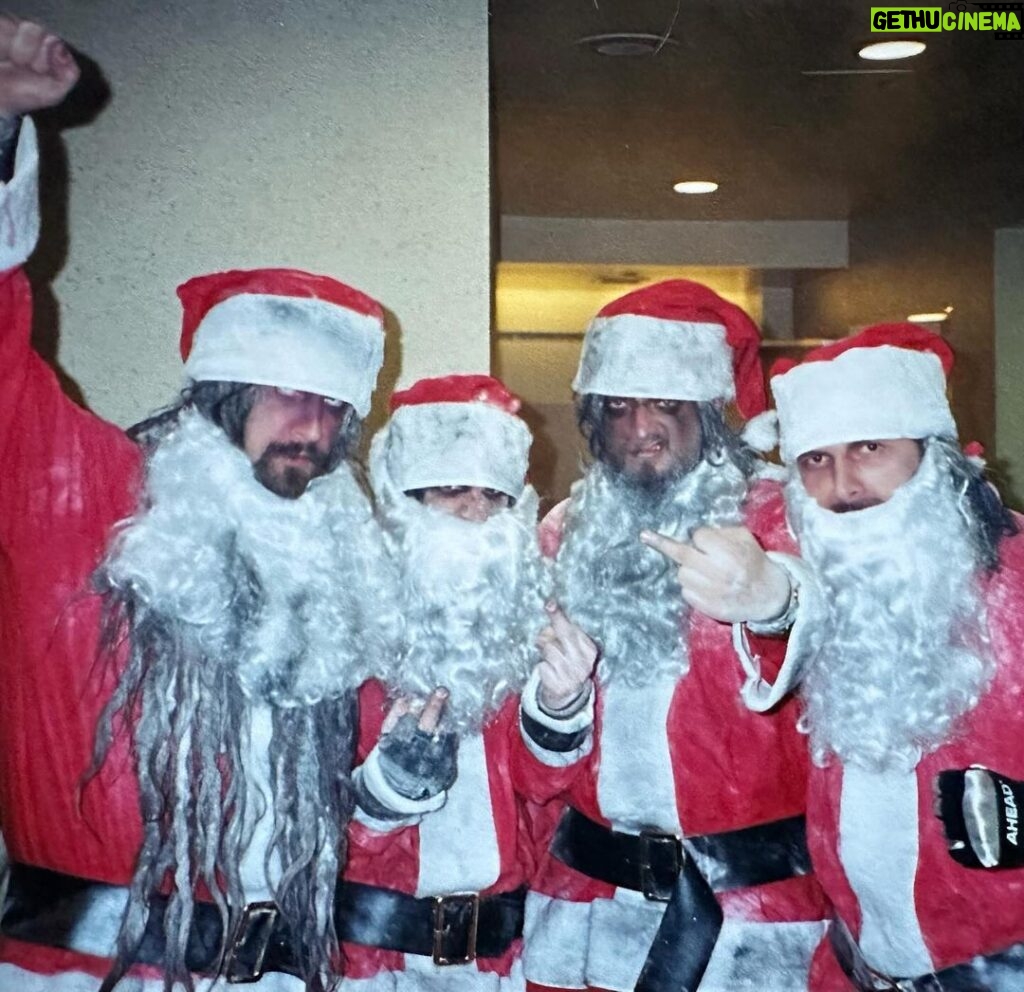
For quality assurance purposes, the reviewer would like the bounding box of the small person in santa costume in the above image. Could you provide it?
[522,280,829,992]
[335,374,598,992]
[0,17,398,991]
[722,326,1024,990]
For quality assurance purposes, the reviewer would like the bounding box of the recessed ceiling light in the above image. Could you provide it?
[577,33,678,57]
[858,40,926,60]
[907,309,951,323]
[673,180,718,195]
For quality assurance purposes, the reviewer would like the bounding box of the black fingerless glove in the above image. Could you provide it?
[937,766,1024,869]
[377,714,459,802]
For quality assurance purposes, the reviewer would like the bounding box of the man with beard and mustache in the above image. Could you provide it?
[0,18,397,991]
[334,375,598,992]
[758,325,1024,990]
[522,281,829,992]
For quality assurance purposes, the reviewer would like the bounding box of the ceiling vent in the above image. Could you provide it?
[577,33,678,57]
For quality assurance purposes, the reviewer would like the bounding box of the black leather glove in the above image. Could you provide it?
[376,713,459,802]
[937,766,1024,869]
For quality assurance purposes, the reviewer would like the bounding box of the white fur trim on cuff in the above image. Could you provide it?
[772,345,957,464]
[573,315,734,402]
[356,746,447,822]
[0,117,40,272]
[519,668,594,767]
[735,553,825,713]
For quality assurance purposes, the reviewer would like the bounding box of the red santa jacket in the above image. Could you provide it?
[808,527,1024,990]
[0,257,147,981]
[524,480,828,991]
[340,679,586,986]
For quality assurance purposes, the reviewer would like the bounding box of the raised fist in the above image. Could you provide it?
[0,16,79,116]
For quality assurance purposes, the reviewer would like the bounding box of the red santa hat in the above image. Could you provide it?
[370,375,532,501]
[177,268,385,418]
[770,323,957,464]
[573,279,767,419]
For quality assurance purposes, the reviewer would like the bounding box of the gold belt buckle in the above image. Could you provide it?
[431,893,480,966]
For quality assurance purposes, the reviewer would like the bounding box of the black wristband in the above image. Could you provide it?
[353,767,414,822]
[0,116,23,185]
[521,709,589,754]
[937,766,1024,869]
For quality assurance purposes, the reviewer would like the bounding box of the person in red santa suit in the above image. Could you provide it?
[522,280,829,992]
[334,374,598,992]
[761,326,1024,990]
[0,17,398,991]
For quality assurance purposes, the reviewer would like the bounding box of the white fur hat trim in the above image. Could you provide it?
[573,314,734,402]
[182,293,384,417]
[772,345,957,464]
[374,401,531,499]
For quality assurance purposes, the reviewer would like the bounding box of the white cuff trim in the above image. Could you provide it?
[0,117,39,272]
[734,552,825,713]
[355,746,447,824]
[519,668,594,767]
[522,667,594,732]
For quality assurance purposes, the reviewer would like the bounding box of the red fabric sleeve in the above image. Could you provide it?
[0,265,145,882]
[355,679,390,762]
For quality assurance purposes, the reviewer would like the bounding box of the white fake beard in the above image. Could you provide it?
[382,490,550,735]
[555,455,748,688]
[100,408,400,705]
[787,443,992,772]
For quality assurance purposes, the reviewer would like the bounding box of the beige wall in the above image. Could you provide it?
[26,0,490,432]
[995,227,1024,505]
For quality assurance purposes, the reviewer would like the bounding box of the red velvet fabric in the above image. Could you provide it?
[342,680,579,980]
[770,323,954,380]
[806,523,1024,981]
[388,374,522,415]
[0,265,146,975]
[531,480,827,925]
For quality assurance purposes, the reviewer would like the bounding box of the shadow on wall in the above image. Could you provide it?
[26,48,110,411]
[358,305,403,467]
[514,399,588,515]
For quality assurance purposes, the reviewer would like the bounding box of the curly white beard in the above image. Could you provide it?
[93,408,401,989]
[787,441,993,773]
[379,489,550,735]
[555,455,749,688]
[100,408,400,705]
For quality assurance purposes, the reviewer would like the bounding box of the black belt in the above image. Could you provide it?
[336,881,525,965]
[2,864,525,981]
[550,808,811,992]
[550,806,811,898]
[1,863,296,983]
[829,916,1024,992]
